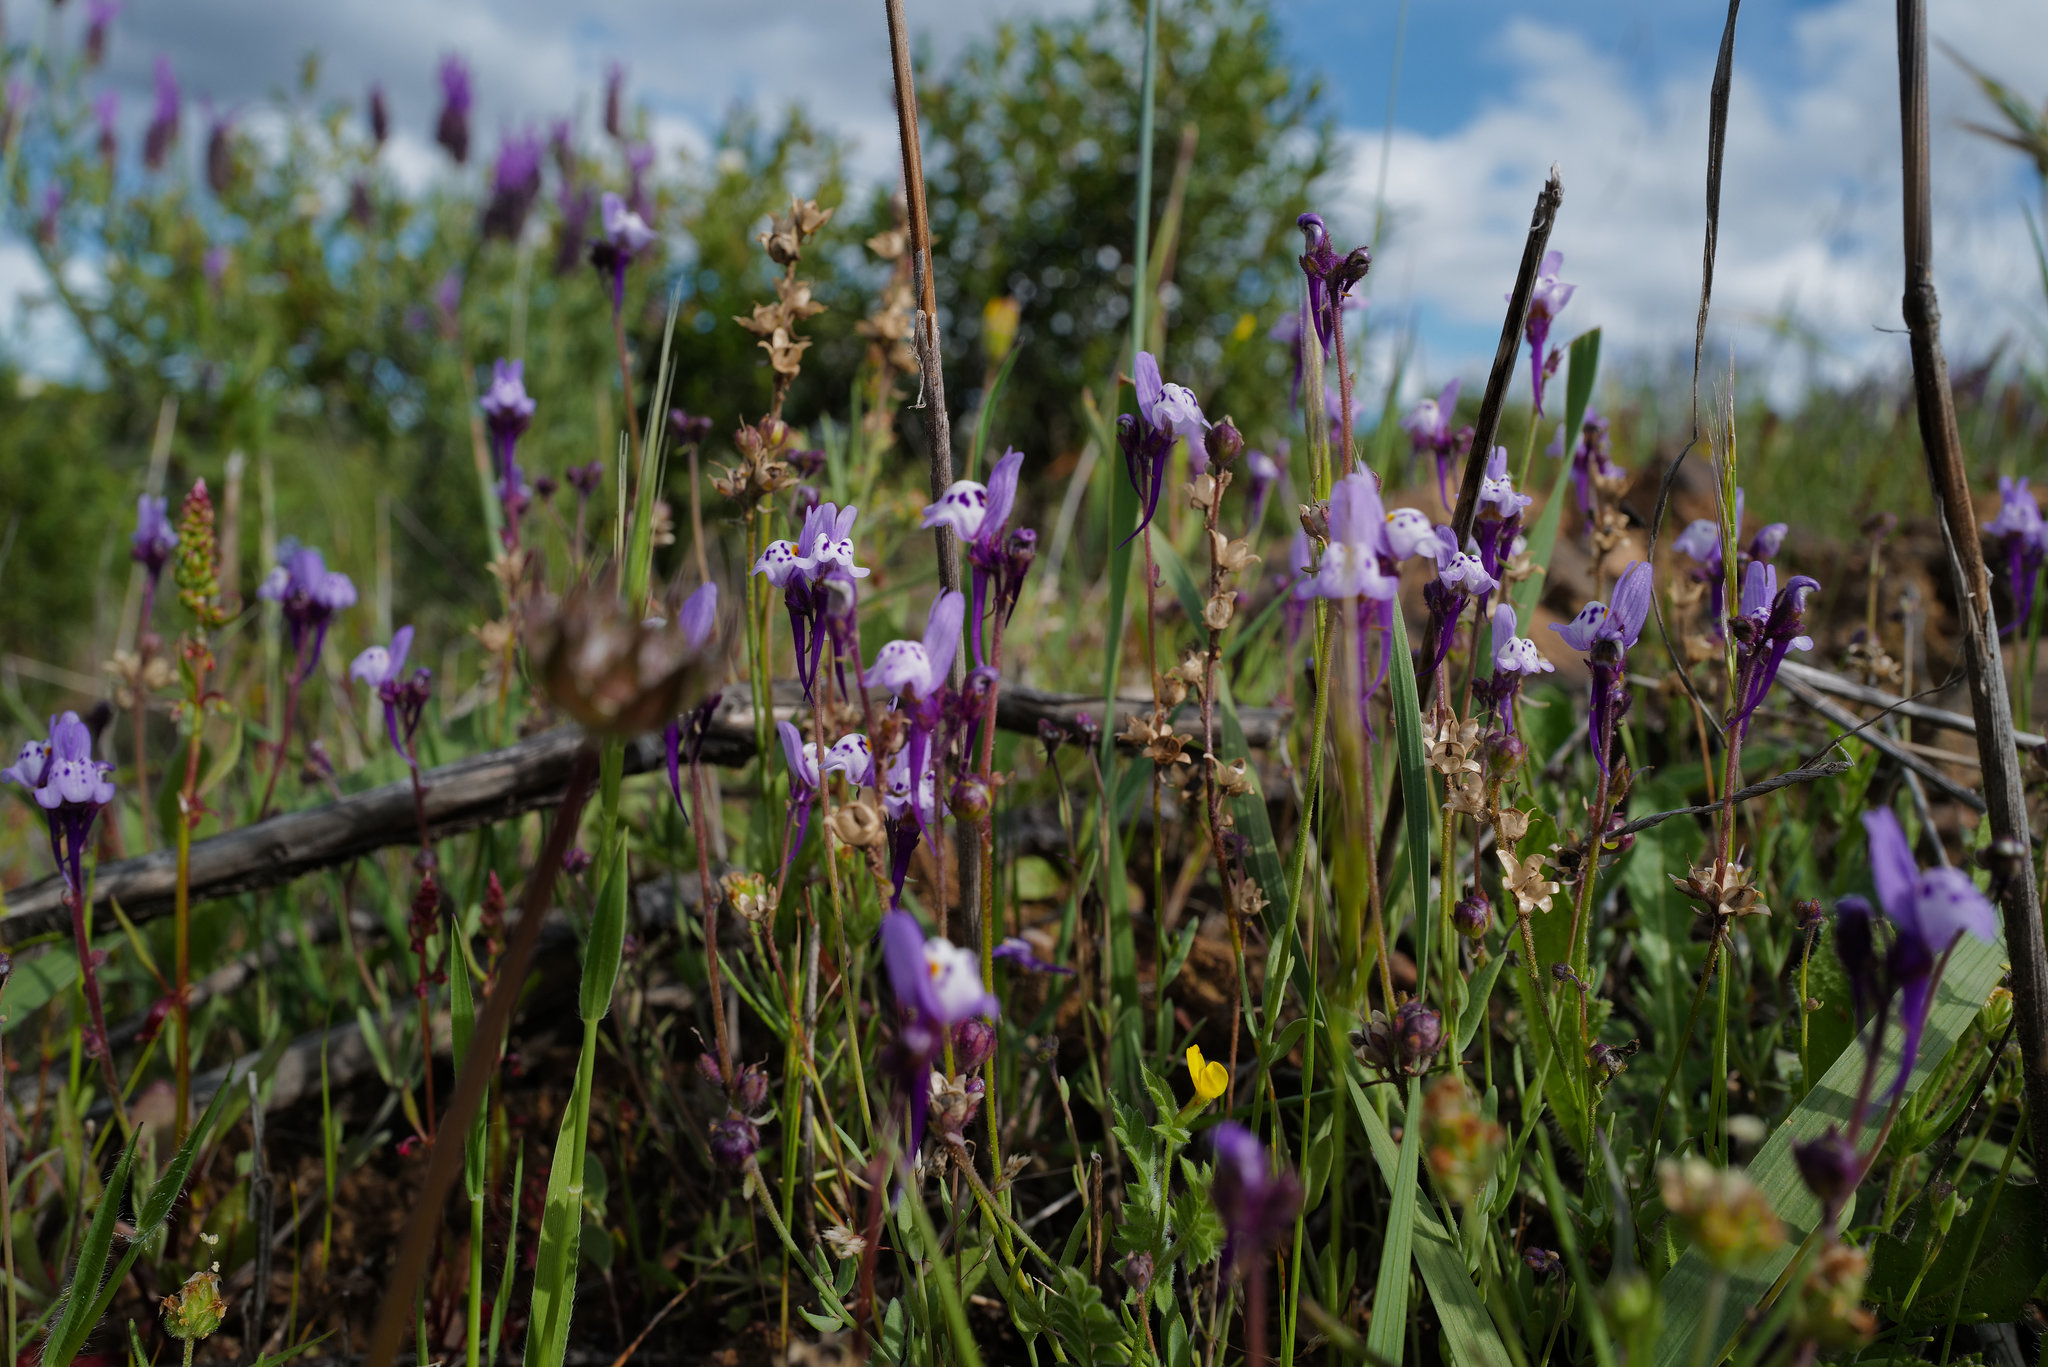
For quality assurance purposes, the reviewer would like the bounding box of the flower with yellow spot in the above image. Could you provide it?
[1185,1044,1229,1111]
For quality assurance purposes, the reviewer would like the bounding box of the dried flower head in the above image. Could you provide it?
[524,585,722,737]
[1671,860,1768,919]
[1421,1076,1504,1204]
[1497,849,1560,915]
[1425,704,1482,777]
[722,870,778,925]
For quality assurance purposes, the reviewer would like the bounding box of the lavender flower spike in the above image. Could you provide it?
[480,359,536,543]
[481,128,544,241]
[142,55,179,170]
[1983,475,2045,636]
[1861,807,1998,1101]
[434,54,472,164]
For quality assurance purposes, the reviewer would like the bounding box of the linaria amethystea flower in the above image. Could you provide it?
[753,502,870,697]
[84,0,119,66]
[992,936,1074,975]
[1551,560,1653,773]
[352,626,432,766]
[367,83,389,147]
[1983,475,2045,635]
[1473,602,1553,734]
[480,359,537,544]
[1294,213,1371,359]
[1401,379,1465,507]
[589,190,657,315]
[1519,250,1573,415]
[1675,488,1786,624]
[923,447,1032,664]
[879,909,996,1153]
[1728,561,1819,735]
[1421,537,1499,677]
[1547,407,1626,520]
[142,55,179,170]
[1207,1122,1304,1270]
[258,546,357,680]
[131,494,177,582]
[1845,807,1998,1102]
[1118,351,1207,541]
[434,55,471,164]
[481,128,544,241]
[5,712,115,896]
[870,591,962,707]
[1311,472,1398,601]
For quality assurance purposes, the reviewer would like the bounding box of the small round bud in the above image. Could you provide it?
[953,1018,996,1074]
[1124,1251,1155,1294]
[1453,888,1492,940]
[1204,418,1244,470]
[948,776,992,822]
[734,1063,772,1115]
[709,1115,760,1168]
[1393,999,1444,1073]
[162,1268,228,1342]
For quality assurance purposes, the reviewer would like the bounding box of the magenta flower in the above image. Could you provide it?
[992,936,1074,976]
[1208,1122,1303,1270]
[434,55,472,164]
[1518,250,1573,416]
[482,128,545,241]
[1552,560,1652,773]
[258,546,357,680]
[351,626,432,766]
[590,191,657,316]
[142,55,179,170]
[879,909,997,1153]
[1984,475,2045,635]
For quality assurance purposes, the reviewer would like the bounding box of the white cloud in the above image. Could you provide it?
[1344,0,2048,406]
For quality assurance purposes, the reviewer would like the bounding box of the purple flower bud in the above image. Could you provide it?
[1453,888,1492,940]
[1202,417,1244,473]
[1072,712,1099,745]
[258,546,357,680]
[708,1115,759,1168]
[348,178,373,227]
[84,0,118,66]
[142,56,179,171]
[367,83,389,148]
[131,495,177,581]
[694,1052,722,1087]
[603,62,627,141]
[948,775,992,821]
[952,1018,996,1074]
[1124,1252,1154,1293]
[481,128,544,241]
[562,845,593,875]
[93,91,118,166]
[1522,1247,1562,1278]
[1208,1122,1304,1269]
[205,115,235,196]
[1395,999,1444,1068]
[734,1063,771,1115]
[669,408,713,446]
[1792,1126,1861,1215]
[434,55,472,165]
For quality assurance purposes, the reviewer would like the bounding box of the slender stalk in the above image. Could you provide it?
[611,305,643,478]
[256,668,304,821]
[0,967,14,1364]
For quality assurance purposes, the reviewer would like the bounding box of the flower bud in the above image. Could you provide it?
[1394,999,1444,1072]
[709,1115,760,1168]
[1794,898,1824,930]
[162,1268,228,1341]
[953,1018,996,1074]
[1072,712,1100,746]
[730,1063,770,1115]
[1205,419,1244,470]
[1453,888,1492,940]
[1124,1251,1155,1295]
[694,1053,722,1088]
[1792,1126,1860,1215]
[1521,1247,1561,1277]
[948,776,992,822]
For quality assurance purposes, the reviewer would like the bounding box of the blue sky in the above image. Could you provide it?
[4,0,2045,403]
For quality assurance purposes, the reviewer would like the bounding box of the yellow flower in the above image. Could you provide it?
[1186,1045,1229,1105]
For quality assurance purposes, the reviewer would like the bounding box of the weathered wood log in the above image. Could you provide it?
[2,683,1287,940]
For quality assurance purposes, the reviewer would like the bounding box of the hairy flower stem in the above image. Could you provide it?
[690,754,735,1088]
[610,305,643,478]
[256,668,304,821]
[64,887,128,1129]
[172,651,210,1143]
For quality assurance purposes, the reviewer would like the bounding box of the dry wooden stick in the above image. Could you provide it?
[1894,0,2048,1169]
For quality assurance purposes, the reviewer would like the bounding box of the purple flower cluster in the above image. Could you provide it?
[479,359,537,547]
[131,494,177,582]
[481,129,544,242]
[1674,488,1787,625]
[1551,561,1652,773]
[774,721,871,874]
[258,545,358,681]
[1547,407,1624,521]
[921,448,1035,666]
[435,55,472,164]
[352,626,433,768]
[1727,561,1819,735]
[143,56,179,171]
[1474,602,1554,735]
[1401,379,1469,509]
[1983,476,2045,635]
[590,191,657,317]
[4,711,115,896]
[1207,1122,1303,1270]
[878,909,997,1154]
[753,502,871,699]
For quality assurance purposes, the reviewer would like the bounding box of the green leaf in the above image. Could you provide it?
[1458,952,1509,1054]
[578,839,629,1022]
[1385,608,1435,986]
[1039,1266,1134,1367]
[1511,328,1602,629]
[1651,932,2007,1364]
[1348,1071,1514,1367]
[45,1137,136,1367]
[1869,1173,2048,1326]
[138,1081,230,1233]
[0,950,78,1033]
[1366,1076,1425,1365]
[525,1025,597,1367]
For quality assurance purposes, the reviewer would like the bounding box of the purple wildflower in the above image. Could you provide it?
[1311,472,1398,601]
[1727,561,1819,734]
[204,113,235,196]
[878,909,997,1154]
[1675,489,1787,626]
[1983,476,2045,635]
[131,494,177,582]
[480,360,536,548]
[258,545,357,681]
[434,55,472,164]
[589,191,656,316]
[1268,296,1363,413]
[1118,351,1207,541]
[1208,1122,1303,1270]
[1402,379,1465,508]
[922,447,1031,665]
[992,936,1074,976]
[351,626,432,767]
[1474,601,1554,734]
[84,0,118,66]
[753,502,871,698]
[481,128,545,241]
[1421,532,1500,678]
[142,56,179,170]
[1547,407,1623,520]
[367,84,389,148]
[1294,213,1371,361]
[1551,560,1653,773]
[1518,250,1573,416]
[93,91,118,166]
[5,712,115,897]
[669,408,713,447]
[1849,807,1998,1104]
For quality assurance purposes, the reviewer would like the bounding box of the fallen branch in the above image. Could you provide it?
[1780,672,1985,813]
[2,684,1287,940]
[1611,759,1856,838]
[1778,660,2047,749]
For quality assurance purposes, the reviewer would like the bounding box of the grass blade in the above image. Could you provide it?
[1364,1076,1426,1365]
[1385,607,1435,990]
[44,1138,135,1367]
